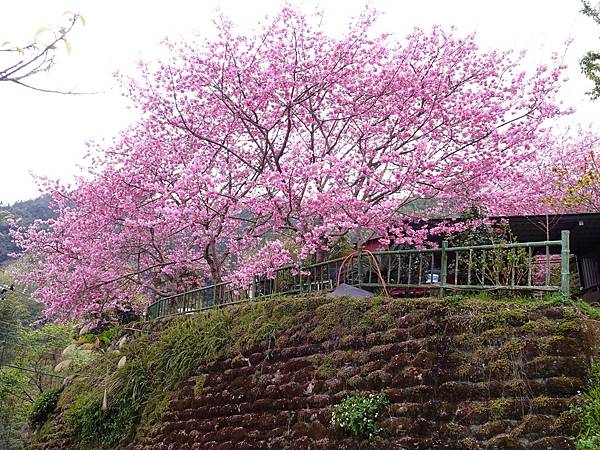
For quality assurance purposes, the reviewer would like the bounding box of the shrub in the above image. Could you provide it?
[29,387,63,427]
[331,392,389,438]
[61,309,232,447]
[574,357,600,449]
[77,324,122,348]
[66,390,143,449]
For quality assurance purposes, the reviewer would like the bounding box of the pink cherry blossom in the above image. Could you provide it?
[13,7,569,321]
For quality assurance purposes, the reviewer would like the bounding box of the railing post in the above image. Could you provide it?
[440,240,448,297]
[356,248,363,288]
[560,230,570,299]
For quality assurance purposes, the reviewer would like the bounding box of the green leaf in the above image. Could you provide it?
[64,39,72,54]
[2,40,11,47]
[79,15,86,26]
[35,26,49,37]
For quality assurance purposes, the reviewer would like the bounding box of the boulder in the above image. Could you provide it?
[327,283,374,298]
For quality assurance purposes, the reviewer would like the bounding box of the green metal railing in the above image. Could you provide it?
[146,230,570,320]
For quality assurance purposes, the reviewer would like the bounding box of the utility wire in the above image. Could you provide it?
[0,363,64,379]
[0,319,70,342]
[0,332,64,349]
[0,328,64,347]
[0,322,59,338]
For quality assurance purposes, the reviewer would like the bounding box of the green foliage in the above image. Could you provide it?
[77,324,121,348]
[0,264,73,449]
[578,436,600,450]
[574,355,600,449]
[97,325,121,347]
[76,334,97,345]
[66,389,143,449]
[371,296,385,308]
[331,392,389,438]
[570,297,600,447]
[448,209,533,288]
[28,387,62,427]
[448,206,498,247]
[549,154,600,213]
[316,356,336,379]
[57,296,320,448]
[68,348,99,374]
[581,1,600,100]
[60,301,302,448]
[62,350,148,447]
[229,299,282,352]
[328,236,354,259]
[0,367,29,449]
[60,346,143,447]
[577,301,600,320]
[443,294,465,305]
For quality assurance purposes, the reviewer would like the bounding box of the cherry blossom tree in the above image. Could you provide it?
[487,129,600,216]
[14,7,568,320]
[544,132,600,212]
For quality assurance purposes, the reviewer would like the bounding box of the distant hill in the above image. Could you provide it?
[0,196,56,263]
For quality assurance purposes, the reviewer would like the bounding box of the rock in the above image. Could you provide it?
[485,434,526,450]
[118,356,127,369]
[61,343,78,356]
[78,323,93,337]
[473,420,511,440]
[304,382,314,395]
[54,359,72,372]
[530,436,575,450]
[512,414,554,438]
[327,283,374,298]
[118,335,128,348]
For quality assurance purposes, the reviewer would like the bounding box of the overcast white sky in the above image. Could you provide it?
[1,0,599,204]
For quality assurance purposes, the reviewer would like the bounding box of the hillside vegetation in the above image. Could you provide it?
[0,265,73,450]
[26,294,600,450]
[0,197,55,264]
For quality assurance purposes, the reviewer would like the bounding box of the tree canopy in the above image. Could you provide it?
[14,7,571,321]
[582,1,600,99]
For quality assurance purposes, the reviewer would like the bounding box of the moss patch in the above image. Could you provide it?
[30,294,600,449]
[316,356,337,379]
[193,374,207,399]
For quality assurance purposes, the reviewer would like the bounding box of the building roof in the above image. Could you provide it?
[502,213,600,255]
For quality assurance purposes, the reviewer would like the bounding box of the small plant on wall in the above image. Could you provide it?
[331,392,389,438]
[29,386,63,428]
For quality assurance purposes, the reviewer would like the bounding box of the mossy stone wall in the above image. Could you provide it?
[29,296,600,450]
